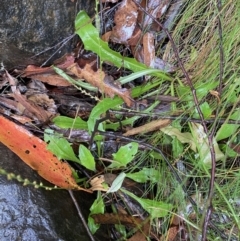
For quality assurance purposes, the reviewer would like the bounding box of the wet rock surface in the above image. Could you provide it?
[0,0,95,69]
[0,143,94,241]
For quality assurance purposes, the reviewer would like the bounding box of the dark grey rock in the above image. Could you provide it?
[0,143,94,241]
[0,0,95,69]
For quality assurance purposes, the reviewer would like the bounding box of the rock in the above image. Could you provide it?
[0,0,95,69]
[0,143,95,241]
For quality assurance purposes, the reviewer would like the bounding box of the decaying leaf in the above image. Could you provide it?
[68,63,134,106]
[21,55,75,87]
[143,32,155,67]
[92,213,143,226]
[110,0,138,44]
[123,119,171,136]
[0,115,91,192]
[12,90,51,122]
[26,73,72,87]
[90,175,109,192]
[190,123,224,165]
[142,0,170,28]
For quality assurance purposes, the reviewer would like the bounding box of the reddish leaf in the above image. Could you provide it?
[0,116,91,192]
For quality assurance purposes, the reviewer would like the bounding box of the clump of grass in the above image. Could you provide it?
[145,0,240,239]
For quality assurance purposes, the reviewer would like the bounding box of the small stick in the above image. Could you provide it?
[68,190,96,241]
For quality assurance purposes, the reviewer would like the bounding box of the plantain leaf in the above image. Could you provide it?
[78,144,96,171]
[53,116,88,130]
[109,142,138,168]
[107,172,126,193]
[126,168,161,183]
[75,11,170,80]
[44,129,79,163]
[121,189,172,218]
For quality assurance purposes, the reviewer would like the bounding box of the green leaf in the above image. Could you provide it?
[230,109,240,120]
[121,189,172,218]
[126,168,160,183]
[53,116,88,130]
[88,192,105,234]
[107,172,126,193]
[216,124,239,141]
[44,129,79,162]
[109,142,139,168]
[178,81,219,102]
[78,145,96,171]
[87,98,121,132]
[75,11,170,80]
[118,69,169,84]
[199,101,212,119]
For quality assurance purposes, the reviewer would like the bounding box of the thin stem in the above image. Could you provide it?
[68,190,96,241]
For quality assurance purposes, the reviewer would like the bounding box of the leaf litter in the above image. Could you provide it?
[0,1,239,241]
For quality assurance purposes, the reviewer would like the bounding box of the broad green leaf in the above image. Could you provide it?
[87,98,121,132]
[109,143,139,168]
[199,101,212,119]
[230,109,240,120]
[106,116,139,131]
[53,116,88,130]
[149,151,164,160]
[75,11,170,80]
[220,144,238,158]
[107,172,126,193]
[178,81,219,102]
[44,129,79,162]
[216,124,239,141]
[121,189,172,218]
[78,145,96,171]
[126,168,160,183]
[88,192,104,234]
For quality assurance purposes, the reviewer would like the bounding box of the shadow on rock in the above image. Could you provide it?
[0,0,95,69]
[0,143,95,241]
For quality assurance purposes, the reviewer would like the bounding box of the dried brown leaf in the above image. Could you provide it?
[92,213,143,226]
[101,31,112,42]
[27,73,71,87]
[123,119,171,136]
[20,55,75,87]
[143,0,170,28]
[12,90,51,122]
[90,175,109,192]
[68,63,134,106]
[143,32,155,67]
[110,0,138,44]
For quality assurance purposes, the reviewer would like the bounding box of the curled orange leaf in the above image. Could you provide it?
[0,116,91,192]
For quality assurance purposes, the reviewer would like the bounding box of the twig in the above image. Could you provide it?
[68,190,96,241]
[109,110,240,124]
[201,1,225,240]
